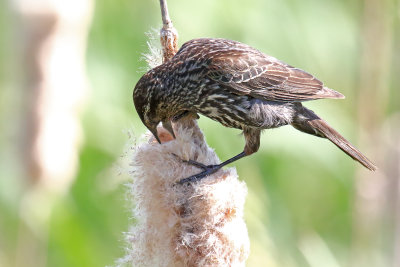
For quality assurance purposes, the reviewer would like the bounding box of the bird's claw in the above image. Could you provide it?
[171,153,221,184]
[183,159,209,169]
[178,165,221,184]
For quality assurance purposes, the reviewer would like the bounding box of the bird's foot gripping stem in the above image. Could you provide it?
[174,151,247,185]
[178,159,222,184]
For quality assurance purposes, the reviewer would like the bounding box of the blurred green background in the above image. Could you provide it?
[1,0,399,266]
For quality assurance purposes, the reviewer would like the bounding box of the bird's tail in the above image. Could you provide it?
[292,106,377,171]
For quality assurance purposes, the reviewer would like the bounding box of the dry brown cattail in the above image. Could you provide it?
[118,116,249,266]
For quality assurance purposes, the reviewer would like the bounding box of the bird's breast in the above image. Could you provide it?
[193,87,251,129]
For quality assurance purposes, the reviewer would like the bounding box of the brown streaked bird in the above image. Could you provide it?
[133,38,377,183]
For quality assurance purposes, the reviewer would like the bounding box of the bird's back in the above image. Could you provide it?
[170,38,344,103]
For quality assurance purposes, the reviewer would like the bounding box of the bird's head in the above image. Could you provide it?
[133,72,162,143]
[136,105,162,144]
[133,70,175,144]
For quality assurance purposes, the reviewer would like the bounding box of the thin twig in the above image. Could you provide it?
[159,0,172,28]
[158,0,178,62]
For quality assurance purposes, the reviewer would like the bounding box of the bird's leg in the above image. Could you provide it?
[177,151,247,184]
[176,129,260,184]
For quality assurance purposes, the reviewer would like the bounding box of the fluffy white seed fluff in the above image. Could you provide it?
[118,117,249,267]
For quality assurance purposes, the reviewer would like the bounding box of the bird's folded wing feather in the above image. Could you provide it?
[207,51,344,102]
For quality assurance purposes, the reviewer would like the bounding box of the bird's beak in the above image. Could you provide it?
[162,120,176,139]
[149,127,161,144]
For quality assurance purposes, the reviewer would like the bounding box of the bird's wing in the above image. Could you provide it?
[207,50,344,102]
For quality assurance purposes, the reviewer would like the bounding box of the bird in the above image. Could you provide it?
[133,38,377,184]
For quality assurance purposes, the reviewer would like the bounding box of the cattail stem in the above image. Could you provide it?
[159,0,172,28]
[159,0,178,63]
[118,1,250,266]
[119,116,250,266]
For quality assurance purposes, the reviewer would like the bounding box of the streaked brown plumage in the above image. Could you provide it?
[133,38,377,183]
